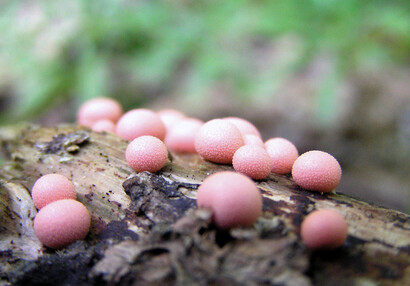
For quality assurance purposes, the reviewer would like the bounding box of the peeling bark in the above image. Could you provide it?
[0,124,409,286]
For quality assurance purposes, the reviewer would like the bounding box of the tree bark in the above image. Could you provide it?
[0,124,409,286]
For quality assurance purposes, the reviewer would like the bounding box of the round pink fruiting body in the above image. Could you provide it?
[125,135,168,173]
[165,118,204,153]
[196,172,262,229]
[31,174,77,209]
[300,209,348,249]
[233,145,273,180]
[243,134,265,148]
[33,199,91,249]
[194,119,244,164]
[77,97,123,127]
[292,150,342,192]
[158,109,186,132]
[116,109,166,141]
[91,119,116,133]
[265,137,299,174]
[224,117,261,138]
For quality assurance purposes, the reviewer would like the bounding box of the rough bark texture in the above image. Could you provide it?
[0,124,409,286]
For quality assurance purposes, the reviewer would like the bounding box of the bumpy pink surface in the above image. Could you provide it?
[243,134,265,148]
[224,117,261,138]
[34,199,91,249]
[77,97,123,127]
[301,209,348,249]
[233,145,273,179]
[165,118,204,153]
[194,119,244,164]
[197,172,262,229]
[265,137,299,174]
[292,150,342,192]
[116,109,166,141]
[158,109,186,132]
[91,119,116,133]
[31,174,76,209]
[126,135,168,172]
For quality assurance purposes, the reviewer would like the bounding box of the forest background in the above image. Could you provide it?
[0,0,408,212]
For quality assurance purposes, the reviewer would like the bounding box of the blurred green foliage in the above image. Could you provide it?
[0,0,409,124]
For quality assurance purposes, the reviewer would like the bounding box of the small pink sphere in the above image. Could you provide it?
[91,119,116,133]
[165,118,204,153]
[197,172,262,229]
[301,209,348,249]
[77,97,123,127]
[243,134,265,148]
[233,145,273,180]
[34,199,91,249]
[116,109,166,141]
[224,117,261,138]
[292,150,342,192]
[125,135,168,173]
[158,109,186,131]
[265,137,299,174]
[31,174,77,209]
[195,119,244,164]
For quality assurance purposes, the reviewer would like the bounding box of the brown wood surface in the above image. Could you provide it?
[0,124,409,286]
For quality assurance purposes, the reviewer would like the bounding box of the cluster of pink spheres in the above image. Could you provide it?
[31,174,91,249]
[75,97,348,249]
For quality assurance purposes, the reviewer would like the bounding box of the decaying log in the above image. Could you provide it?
[0,124,409,286]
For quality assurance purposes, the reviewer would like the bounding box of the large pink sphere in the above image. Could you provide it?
[195,119,244,164]
[34,199,91,249]
[165,118,204,153]
[197,172,262,229]
[265,137,299,174]
[158,109,186,132]
[116,109,166,141]
[31,174,77,209]
[243,134,265,148]
[224,117,261,138]
[91,119,116,133]
[77,97,123,127]
[233,145,273,180]
[125,135,168,172]
[292,150,342,192]
[301,209,348,249]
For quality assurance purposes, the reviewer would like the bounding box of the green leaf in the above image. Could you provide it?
[315,63,340,127]
[75,48,108,105]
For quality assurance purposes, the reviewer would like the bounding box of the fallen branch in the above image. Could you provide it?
[0,124,408,285]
